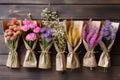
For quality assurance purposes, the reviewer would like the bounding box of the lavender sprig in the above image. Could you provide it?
[101,20,117,46]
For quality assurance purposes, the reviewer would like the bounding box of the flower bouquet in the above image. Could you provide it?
[38,27,53,69]
[64,20,83,69]
[98,20,119,69]
[38,7,56,69]
[21,19,40,68]
[2,18,21,68]
[82,19,102,70]
[53,22,66,71]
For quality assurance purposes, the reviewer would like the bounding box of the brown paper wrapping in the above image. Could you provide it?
[98,22,119,68]
[38,42,52,69]
[66,41,81,69]
[6,36,20,68]
[2,20,21,68]
[54,41,66,71]
[98,41,114,67]
[64,21,83,69]
[83,40,97,67]
[83,21,101,68]
[23,39,37,68]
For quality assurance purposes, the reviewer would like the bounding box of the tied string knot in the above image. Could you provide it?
[27,48,35,53]
[41,50,49,53]
[58,51,65,54]
[10,48,17,53]
[69,51,75,54]
[104,49,110,53]
[87,49,94,53]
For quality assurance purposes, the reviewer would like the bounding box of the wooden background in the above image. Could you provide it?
[0,0,120,80]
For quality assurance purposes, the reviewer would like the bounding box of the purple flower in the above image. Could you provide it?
[45,37,52,42]
[86,29,96,44]
[46,29,53,34]
[95,33,103,46]
[40,27,46,33]
[106,20,111,25]
[101,20,117,41]
[41,33,49,38]
[89,32,98,48]
[106,36,111,40]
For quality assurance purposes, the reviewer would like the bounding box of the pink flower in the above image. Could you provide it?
[25,33,37,41]
[21,25,30,31]
[23,19,30,25]
[29,23,37,29]
[12,18,17,23]
[33,27,40,33]
[6,36,11,40]
[10,36,15,41]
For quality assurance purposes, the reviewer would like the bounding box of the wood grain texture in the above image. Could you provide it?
[0,0,120,4]
[0,1,120,80]
[0,5,120,19]
[0,66,120,80]
[0,35,9,54]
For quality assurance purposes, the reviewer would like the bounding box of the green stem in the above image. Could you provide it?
[27,41,34,63]
[10,41,15,67]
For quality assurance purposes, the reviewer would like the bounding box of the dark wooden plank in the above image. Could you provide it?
[0,21,3,34]
[0,5,120,19]
[0,66,120,80]
[0,35,10,54]
[0,54,120,66]
[0,0,120,4]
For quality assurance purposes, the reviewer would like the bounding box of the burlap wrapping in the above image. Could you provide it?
[98,41,114,67]
[66,41,81,69]
[38,42,52,69]
[2,20,21,68]
[23,39,37,67]
[54,41,66,71]
[83,40,97,67]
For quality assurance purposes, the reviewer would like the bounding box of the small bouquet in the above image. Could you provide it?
[38,27,53,69]
[82,19,102,70]
[64,20,83,69]
[98,20,119,69]
[21,19,40,68]
[53,22,66,71]
[2,18,21,68]
[38,7,56,69]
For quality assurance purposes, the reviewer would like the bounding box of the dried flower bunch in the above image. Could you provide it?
[21,19,40,41]
[98,20,119,70]
[39,27,53,49]
[65,21,81,48]
[101,20,117,46]
[52,22,66,51]
[41,7,58,21]
[21,19,40,64]
[4,18,21,68]
[82,20,103,49]
[5,18,21,41]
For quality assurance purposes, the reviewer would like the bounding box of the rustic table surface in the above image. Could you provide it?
[0,0,120,80]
